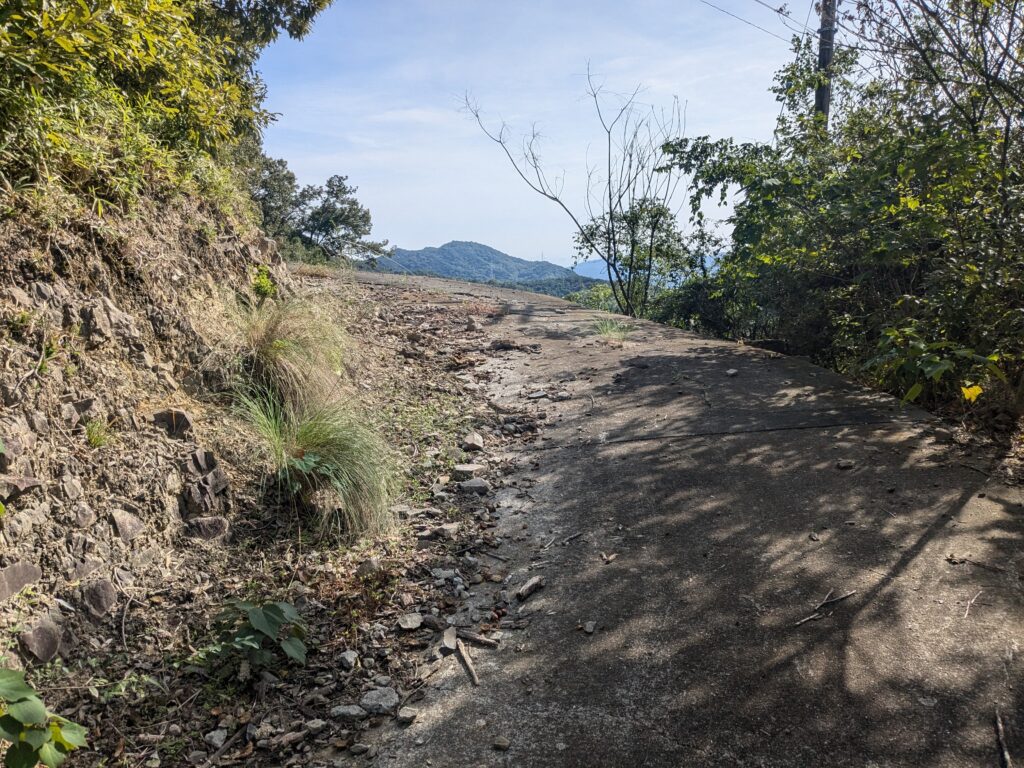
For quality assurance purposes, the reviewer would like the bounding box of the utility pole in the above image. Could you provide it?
[815,0,838,124]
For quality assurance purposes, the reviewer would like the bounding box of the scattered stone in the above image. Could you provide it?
[110,509,144,542]
[359,687,399,715]
[583,621,596,634]
[398,613,423,631]
[433,522,460,540]
[350,744,370,755]
[19,619,61,662]
[526,390,547,399]
[421,614,445,631]
[153,408,195,440]
[397,707,417,725]
[60,475,83,501]
[330,704,368,721]
[339,650,359,670]
[459,478,491,495]
[441,627,458,653]
[493,736,511,751]
[203,729,228,750]
[73,502,96,528]
[725,369,739,377]
[836,459,856,470]
[187,516,230,540]
[60,403,80,429]
[461,432,485,452]
[0,561,42,603]
[0,474,43,505]
[305,719,327,735]
[809,532,821,542]
[355,557,383,578]
[552,390,572,401]
[452,463,486,480]
[516,576,545,602]
[82,578,117,618]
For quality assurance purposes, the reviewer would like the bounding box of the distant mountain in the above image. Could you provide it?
[362,241,602,297]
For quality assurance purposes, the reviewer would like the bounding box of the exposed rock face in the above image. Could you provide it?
[187,515,230,540]
[181,449,230,517]
[153,408,194,440]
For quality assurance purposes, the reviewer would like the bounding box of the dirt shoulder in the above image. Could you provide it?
[353,273,1024,768]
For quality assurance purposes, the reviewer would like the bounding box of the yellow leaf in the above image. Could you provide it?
[961,385,982,403]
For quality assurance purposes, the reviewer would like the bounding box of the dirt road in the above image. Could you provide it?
[359,273,1023,768]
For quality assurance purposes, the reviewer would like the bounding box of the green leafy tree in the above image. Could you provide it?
[660,14,1024,415]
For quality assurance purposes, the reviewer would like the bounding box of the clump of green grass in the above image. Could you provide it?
[84,418,110,448]
[593,318,634,342]
[236,388,396,538]
[216,296,347,404]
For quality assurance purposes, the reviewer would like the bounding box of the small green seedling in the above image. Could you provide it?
[0,669,87,768]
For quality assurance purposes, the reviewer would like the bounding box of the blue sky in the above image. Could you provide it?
[258,0,809,265]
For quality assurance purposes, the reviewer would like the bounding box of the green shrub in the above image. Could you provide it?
[252,265,277,300]
[193,600,306,670]
[0,669,87,768]
[0,0,265,213]
[237,388,396,538]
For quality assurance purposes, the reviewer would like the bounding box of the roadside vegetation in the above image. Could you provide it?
[476,1,1024,424]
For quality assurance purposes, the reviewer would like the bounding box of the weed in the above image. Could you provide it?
[251,265,277,300]
[236,388,396,538]
[84,419,110,448]
[593,318,634,342]
[193,600,306,670]
[8,311,34,341]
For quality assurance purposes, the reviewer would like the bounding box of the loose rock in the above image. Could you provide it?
[19,619,61,662]
[339,650,359,670]
[459,478,491,495]
[359,687,399,715]
[397,707,417,725]
[461,432,485,452]
[331,704,368,721]
[82,578,118,617]
[398,613,423,631]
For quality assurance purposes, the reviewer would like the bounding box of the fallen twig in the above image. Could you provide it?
[479,550,509,562]
[816,590,855,611]
[795,590,856,626]
[996,707,1014,768]
[455,639,480,686]
[947,555,1005,573]
[561,532,583,546]
[964,589,983,619]
[457,629,500,648]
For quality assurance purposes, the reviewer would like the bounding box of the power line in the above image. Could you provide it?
[697,0,791,43]
[748,0,817,34]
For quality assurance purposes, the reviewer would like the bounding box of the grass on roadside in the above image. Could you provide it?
[593,318,634,343]
[235,386,396,539]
